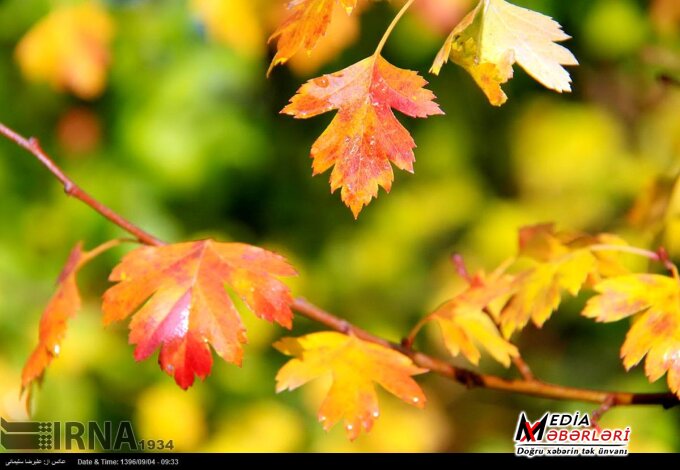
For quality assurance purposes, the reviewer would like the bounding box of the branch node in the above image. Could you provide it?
[27,137,41,151]
[339,320,351,334]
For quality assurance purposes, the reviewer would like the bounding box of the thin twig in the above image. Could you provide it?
[590,394,617,431]
[0,124,164,247]
[2,121,678,410]
[291,297,679,408]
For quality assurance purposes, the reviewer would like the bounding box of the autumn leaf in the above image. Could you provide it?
[499,224,628,337]
[102,241,296,389]
[268,0,357,75]
[431,272,518,366]
[431,0,578,106]
[583,274,680,399]
[282,55,443,218]
[287,1,361,76]
[22,244,84,392]
[274,332,427,440]
[15,2,115,99]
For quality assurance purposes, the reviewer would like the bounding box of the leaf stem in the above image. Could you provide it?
[0,124,164,247]
[402,314,432,349]
[374,0,417,57]
[589,243,678,275]
[291,297,679,408]
[78,238,138,267]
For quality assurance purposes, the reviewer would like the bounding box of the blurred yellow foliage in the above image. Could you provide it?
[135,384,206,451]
[0,360,29,421]
[202,401,304,452]
[191,0,265,58]
[511,99,650,227]
[15,1,114,99]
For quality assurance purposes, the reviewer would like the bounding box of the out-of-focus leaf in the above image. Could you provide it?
[15,2,114,99]
[191,0,265,58]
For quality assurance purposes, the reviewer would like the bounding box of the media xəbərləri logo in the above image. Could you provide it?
[513,411,631,458]
[1,417,174,451]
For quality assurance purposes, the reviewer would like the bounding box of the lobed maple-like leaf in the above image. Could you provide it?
[431,272,518,366]
[22,244,85,392]
[274,332,427,440]
[499,224,628,338]
[268,0,357,75]
[282,55,443,217]
[103,240,296,389]
[431,0,578,106]
[583,274,680,399]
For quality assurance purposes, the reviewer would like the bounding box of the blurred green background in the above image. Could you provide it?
[1,0,679,452]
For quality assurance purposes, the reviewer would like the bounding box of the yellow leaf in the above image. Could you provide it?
[501,249,596,337]
[583,274,680,399]
[15,2,115,99]
[191,0,265,58]
[274,332,427,440]
[431,0,578,105]
[431,272,518,366]
[499,224,628,337]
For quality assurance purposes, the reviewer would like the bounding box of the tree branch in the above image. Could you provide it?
[291,298,679,408]
[2,121,677,410]
[0,124,164,247]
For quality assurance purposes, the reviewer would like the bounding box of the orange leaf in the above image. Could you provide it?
[431,272,518,366]
[268,0,357,75]
[287,1,361,76]
[583,274,680,399]
[22,243,84,392]
[282,55,443,218]
[15,2,115,99]
[274,332,427,440]
[103,241,296,389]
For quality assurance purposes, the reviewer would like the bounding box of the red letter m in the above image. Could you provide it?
[514,412,548,442]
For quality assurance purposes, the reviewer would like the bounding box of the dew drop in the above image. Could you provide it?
[52,344,60,356]
[314,76,330,88]
[346,424,354,431]
[412,397,420,404]
[372,411,379,418]
[319,415,326,422]
[166,364,175,373]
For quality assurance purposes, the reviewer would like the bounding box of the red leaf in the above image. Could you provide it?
[102,240,296,389]
[283,55,443,217]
